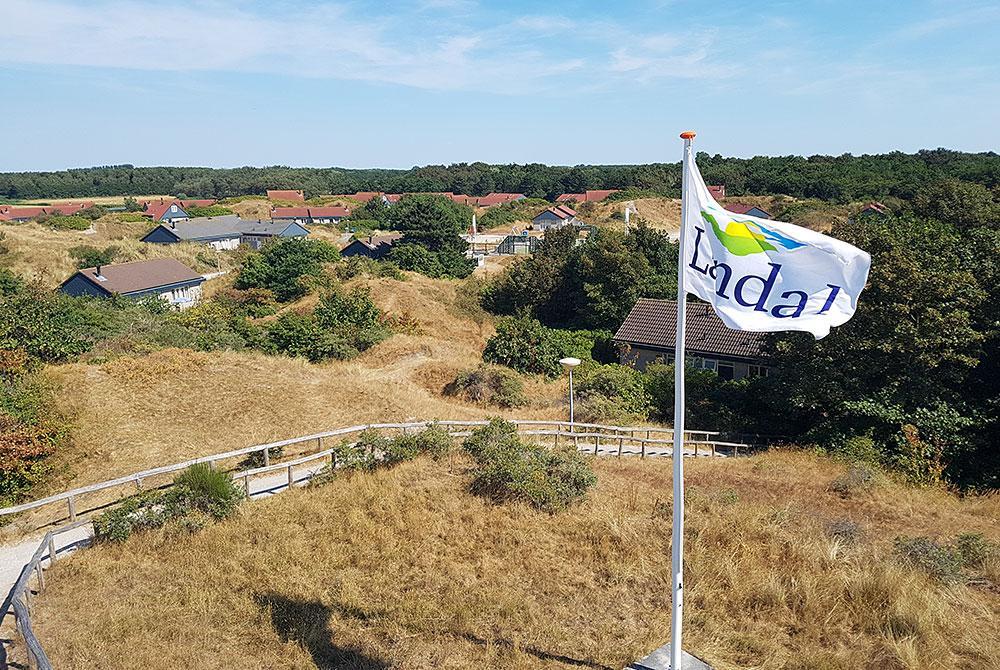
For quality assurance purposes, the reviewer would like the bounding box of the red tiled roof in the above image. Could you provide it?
[69,259,203,295]
[1,202,94,219]
[555,204,577,217]
[267,189,305,201]
[614,298,767,360]
[272,207,310,218]
[584,189,619,202]
[385,194,403,204]
[143,201,187,221]
[477,192,525,207]
[307,206,351,218]
[707,185,726,199]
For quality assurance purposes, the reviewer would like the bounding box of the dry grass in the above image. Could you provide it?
[228,198,274,220]
[30,450,1000,670]
[0,219,232,284]
[13,196,172,206]
[0,274,564,535]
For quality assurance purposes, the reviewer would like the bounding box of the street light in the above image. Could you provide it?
[559,357,581,426]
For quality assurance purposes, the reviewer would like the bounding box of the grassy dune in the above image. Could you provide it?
[31,451,1000,669]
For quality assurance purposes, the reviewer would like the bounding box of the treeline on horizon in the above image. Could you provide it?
[2,148,999,202]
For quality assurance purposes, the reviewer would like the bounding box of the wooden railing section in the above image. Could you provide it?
[0,419,759,669]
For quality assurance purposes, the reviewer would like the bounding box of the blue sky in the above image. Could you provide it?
[2,0,998,171]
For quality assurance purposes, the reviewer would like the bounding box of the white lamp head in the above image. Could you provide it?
[559,357,581,368]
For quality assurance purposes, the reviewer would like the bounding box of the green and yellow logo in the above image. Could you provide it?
[701,210,804,256]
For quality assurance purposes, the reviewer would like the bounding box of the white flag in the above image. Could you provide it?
[681,155,871,339]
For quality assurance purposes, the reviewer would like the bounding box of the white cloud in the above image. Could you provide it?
[0,0,742,92]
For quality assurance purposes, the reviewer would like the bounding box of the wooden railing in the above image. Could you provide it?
[0,419,758,669]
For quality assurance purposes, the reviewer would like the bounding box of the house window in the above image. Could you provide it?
[718,362,735,381]
[748,364,769,377]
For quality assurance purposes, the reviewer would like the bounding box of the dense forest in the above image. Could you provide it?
[2,149,999,202]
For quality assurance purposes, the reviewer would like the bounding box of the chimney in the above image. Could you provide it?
[171,220,176,229]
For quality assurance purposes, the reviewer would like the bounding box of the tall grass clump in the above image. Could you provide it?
[463,418,596,513]
[313,425,454,484]
[94,463,244,543]
[445,365,527,408]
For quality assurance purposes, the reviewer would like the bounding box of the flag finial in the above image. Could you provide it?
[680,131,696,139]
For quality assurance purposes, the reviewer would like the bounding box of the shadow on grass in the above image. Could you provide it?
[328,601,613,670]
[255,593,388,670]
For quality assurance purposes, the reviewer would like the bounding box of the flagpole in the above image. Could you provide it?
[671,130,695,670]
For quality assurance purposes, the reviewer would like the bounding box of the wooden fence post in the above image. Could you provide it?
[594,435,600,455]
[243,476,250,496]
[641,441,646,459]
[618,435,623,458]
[287,465,294,489]
[711,443,716,458]
[67,496,76,522]
[694,442,699,457]
[263,448,270,467]
[47,535,57,564]
[35,561,45,590]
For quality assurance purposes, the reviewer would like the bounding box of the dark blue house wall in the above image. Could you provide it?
[60,275,111,298]
[141,226,181,244]
[532,211,563,226]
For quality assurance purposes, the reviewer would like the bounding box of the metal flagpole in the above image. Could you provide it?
[671,130,695,670]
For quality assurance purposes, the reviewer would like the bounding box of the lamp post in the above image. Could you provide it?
[559,357,581,426]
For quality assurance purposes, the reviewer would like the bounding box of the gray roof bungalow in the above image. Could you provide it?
[59,259,205,310]
[614,298,769,380]
[141,215,308,250]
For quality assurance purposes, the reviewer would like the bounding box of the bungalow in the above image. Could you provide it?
[271,207,311,225]
[141,215,309,250]
[267,189,305,202]
[724,203,771,219]
[614,298,769,380]
[708,185,726,199]
[59,258,205,310]
[555,189,620,203]
[476,192,526,208]
[240,221,311,249]
[532,205,578,231]
[143,200,189,223]
[340,232,403,260]
[272,206,350,225]
[347,192,386,204]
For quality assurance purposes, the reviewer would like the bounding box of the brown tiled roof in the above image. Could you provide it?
[477,192,525,207]
[267,189,305,201]
[70,259,203,295]
[272,206,310,218]
[307,206,351,218]
[584,189,619,201]
[556,193,584,202]
[707,185,726,199]
[614,298,767,360]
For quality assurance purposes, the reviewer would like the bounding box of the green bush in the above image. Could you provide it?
[576,363,651,420]
[235,237,339,302]
[463,418,596,512]
[333,256,405,281]
[483,315,566,378]
[445,366,527,408]
[388,243,474,279]
[185,205,233,218]
[313,287,390,352]
[894,536,965,583]
[266,312,357,363]
[954,532,995,568]
[42,215,91,230]
[69,245,119,269]
[94,463,244,543]
[384,424,454,465]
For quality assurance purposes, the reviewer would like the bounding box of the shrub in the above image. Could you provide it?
[69,245,119,269]
[235,237,339,302]
[385,425,454,465]
[94,463,244,543]
[463,418,596,513]
[313,287,390,352]
[185,205,233,218]
[43,215,91,230]
[445,366,527,408]
[266,312,357,363]
[954,532,995,568]
[388,243,474,279]
[211,287,278,318]
[829,464,878,498]
[483,315,565,378]
[576,363,651,422]
[333,256,404,281]
[894,536,965,583]
[825,518,864,545]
